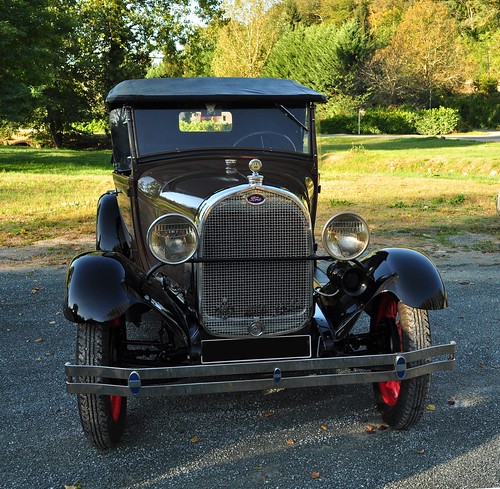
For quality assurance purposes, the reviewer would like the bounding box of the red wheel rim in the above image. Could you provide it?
[109,318,123,422]
[110,395,122,422]
[376,295,402,407]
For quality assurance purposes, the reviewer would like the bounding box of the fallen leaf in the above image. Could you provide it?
[311,472,321,479]
[286,438,295,445]
[49,320,56,325]
[262,411,274,418]
[447,398,456,406]
[378,424,388,431]
[320,424,328,431]
[35,337,45,343]
[189,436,200,443]
[478,363,485,368]
[416,449,425,455]
[365,424,376,434]
[31,286,44,294]
[254,466,265,470]
[425,404,436,411]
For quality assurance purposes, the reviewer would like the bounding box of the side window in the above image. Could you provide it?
[110,108,131,172]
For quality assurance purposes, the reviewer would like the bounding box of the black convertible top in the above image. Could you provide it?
[106,77,326,106]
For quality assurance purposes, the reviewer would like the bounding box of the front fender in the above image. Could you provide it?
[361,248,447,310]
[96,191,131,256]
[64,252,145,323]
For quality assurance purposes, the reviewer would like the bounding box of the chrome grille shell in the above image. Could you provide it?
[198,185,314,337]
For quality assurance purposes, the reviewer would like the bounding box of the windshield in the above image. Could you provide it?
[132,105,311,157]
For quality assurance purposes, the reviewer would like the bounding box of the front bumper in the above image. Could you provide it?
[65,342,455,397]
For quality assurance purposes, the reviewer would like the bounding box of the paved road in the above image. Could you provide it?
[443,130,500,143]
[1,252,499,489]
[325,130,500,143]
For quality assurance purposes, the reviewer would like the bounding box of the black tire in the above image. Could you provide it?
[371,294,431,429]
[76,322,127,449]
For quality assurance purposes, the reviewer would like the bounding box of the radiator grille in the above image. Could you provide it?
[199,188,313,337]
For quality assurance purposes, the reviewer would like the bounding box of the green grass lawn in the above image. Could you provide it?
[0,146,113,245]
[0,145,111,173]
[0,138,499,251]
[319,136,499,177]
[316,136,499,251]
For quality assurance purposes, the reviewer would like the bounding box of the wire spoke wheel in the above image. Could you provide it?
[76,320,127,449]
[371,294,431,429]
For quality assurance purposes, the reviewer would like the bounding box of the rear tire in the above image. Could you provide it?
[76,322,127,449]
[371,294,431,429]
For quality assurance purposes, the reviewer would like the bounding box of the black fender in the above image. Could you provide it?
[96,191,131,256]
[361,248,447,310]
[63,251,146,323]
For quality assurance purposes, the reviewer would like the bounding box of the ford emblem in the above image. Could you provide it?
[247,194,266,205]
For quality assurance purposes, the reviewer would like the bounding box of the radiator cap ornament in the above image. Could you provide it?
[248,159,263,185]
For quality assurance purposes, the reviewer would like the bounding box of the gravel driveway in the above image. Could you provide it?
[0,250,499,489]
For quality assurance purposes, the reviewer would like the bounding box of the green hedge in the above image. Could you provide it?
[442,93,500,130]
[318,106,461,135]
[318,90,500,134]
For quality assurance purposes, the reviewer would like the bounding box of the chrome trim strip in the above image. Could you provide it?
[65,342,456,397]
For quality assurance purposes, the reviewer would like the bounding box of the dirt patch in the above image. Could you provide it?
[0,233,497,270]
[0,236,94,269]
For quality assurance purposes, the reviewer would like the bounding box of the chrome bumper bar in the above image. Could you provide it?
[65,342,456,397]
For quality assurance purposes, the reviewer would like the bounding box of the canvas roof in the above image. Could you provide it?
[106,77,326,106]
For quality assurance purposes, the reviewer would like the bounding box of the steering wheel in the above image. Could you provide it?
[233,131,296,151]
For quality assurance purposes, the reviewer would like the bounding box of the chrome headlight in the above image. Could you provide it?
[322,212,370,261]
[147,214,198,264]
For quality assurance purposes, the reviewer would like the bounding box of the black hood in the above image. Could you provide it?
[137,157,317,219]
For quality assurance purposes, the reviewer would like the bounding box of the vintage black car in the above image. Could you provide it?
[64,77,455,449]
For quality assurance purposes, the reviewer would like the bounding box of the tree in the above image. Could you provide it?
[369,0,466,107]
[0,0,70,124]
[264,19,372,99]
[40,1,222,146]
[367,0,413,44]
[211,0,287,77]
[445,0,500,87]
[263,24,338,93]
[180,24,221,77]
[330,18,373,96]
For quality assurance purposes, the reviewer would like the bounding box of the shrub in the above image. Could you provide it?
[318,114,355,134]
[442,93,500,130]
[362,107,417,134]
[318,106,418,134]
[414,107,460,135]
[316,105,464,135]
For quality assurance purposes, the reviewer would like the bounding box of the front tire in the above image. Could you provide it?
[371,294,431,429]
[76,321,127,449]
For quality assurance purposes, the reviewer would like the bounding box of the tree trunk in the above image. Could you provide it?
[49,118,63,149]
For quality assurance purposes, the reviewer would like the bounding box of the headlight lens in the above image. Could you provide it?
[147,214,198,264]
[322,212,370,261]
